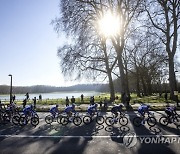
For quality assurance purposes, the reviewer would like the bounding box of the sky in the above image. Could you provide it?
[0,1,179,87]
[0,0,82,87]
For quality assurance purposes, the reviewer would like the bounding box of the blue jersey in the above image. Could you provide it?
[50,106,59,113]
[166,106,175,112]
[88,104,97,112]
[23,105,32,112]
[111,106,122,113]
[138,105,149,113]
[65,105,75,113]
[23,105,33,115]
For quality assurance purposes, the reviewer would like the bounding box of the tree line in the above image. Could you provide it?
[0,84,106,94]
[52,0,180,105]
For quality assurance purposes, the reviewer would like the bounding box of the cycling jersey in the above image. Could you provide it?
[23,105,33,116]
[50,106,59,113]
[50,106,59,117]
[111,106,122,113]
[138,105,150,116]
[166,106,175,112]
[87,104,97,115]
[65,105,75,113]
[165,106,176,117]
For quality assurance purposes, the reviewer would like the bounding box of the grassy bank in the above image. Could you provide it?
[1,92,179,112]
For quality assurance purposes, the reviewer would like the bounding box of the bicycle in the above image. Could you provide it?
[45,113,62,125]
[105,112,128,126]
[19,110,39,127]
[159,111,180,128]
[133,112,156,127]
[83,111,104,125]
[3,106,20,124]
[59,112,82,126]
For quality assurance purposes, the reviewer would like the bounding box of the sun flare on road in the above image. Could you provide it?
[98,11,120,37]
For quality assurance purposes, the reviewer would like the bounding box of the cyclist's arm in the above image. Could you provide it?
[72,109,76,113]
[94,107,98,112]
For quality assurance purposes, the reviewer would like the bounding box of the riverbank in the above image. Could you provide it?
[3,101,179,112]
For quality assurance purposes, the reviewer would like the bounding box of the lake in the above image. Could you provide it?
[0,91,101,101]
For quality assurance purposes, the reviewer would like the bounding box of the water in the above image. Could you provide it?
[0,91,101,101]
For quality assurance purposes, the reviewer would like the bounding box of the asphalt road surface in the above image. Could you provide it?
[0,111,180,154]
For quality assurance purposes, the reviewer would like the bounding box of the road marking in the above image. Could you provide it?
[0,134,180,138]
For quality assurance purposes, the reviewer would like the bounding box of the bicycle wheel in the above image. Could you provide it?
[159,117,169,126]
[60,116,69,126]
[3,113,10,123]
[147,117,156,127]
[173,116,180,125]
[0,114,3,123]
[119,117,128,126]
[133,117,142,127]
[19,116,28,126]
[31,117,39,126]
[57,115,62,124]
[45,115,53,124]
[105,117,114,126]
[96,116,104,125]
[12,115,20,125]
[73,116,82,126]
[83,116,92,125]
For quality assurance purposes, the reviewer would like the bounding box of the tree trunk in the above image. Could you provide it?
[141,76,147,96]
[102,39,115,101]
[146,77,152,95]
[169,55,177,100]
[108,73,115,101]
[117,52,127,94]
[136,74,141,97]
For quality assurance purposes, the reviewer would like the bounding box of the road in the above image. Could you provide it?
[0,111,180,154]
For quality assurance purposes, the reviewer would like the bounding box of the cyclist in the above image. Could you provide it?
[87,103,98,116]
[6,101,17,115]
[64,104,76,118]
[165,106,176,122]
[50,104,60,118]
[111,104,124,123]
[138,104,151,125]
[23,104,34,118]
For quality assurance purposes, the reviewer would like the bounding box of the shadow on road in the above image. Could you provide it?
[126,104,176,154]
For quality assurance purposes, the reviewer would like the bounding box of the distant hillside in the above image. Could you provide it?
[0,84,109,94]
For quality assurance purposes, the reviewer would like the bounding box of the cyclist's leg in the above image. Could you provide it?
[68,112,73,121]
[165,110,172,122]
[88,109,92,117]
[112,111,118,122]
[138,111,145,124]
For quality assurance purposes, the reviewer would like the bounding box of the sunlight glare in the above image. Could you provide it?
[98,11,120,37]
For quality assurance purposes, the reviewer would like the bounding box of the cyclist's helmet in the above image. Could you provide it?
[173,106,176,110]
[119,104,124,108]
[95,103,98,107]
[147,105,150,108]
[56,104,59,108]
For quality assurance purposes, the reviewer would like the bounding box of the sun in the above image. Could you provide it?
[97,11,120,38]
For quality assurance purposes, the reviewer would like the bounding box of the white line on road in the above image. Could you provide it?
[0,134,180,138]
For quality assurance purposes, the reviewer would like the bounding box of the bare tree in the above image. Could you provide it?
[144,0,180,102]
[53,1,118,100]
[127,30,167,96]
